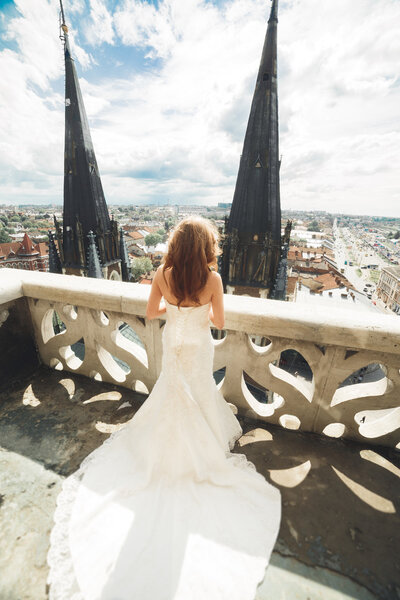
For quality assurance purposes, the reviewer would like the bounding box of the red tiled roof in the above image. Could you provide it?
[286,276,298,295]
[0,241,22,258]
[0,233,48,259]
[35,242,48,256]
[15,233,38,256]
[128,231,145,240]
[313,273,351,291]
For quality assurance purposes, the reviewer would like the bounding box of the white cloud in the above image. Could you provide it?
[277,0,400,215]
[84,0,115,46]
[0,0,399,216]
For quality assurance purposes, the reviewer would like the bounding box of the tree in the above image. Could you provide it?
[164,219,174,232]
[145,233,163,247]
[0,216,8,227]
[131,257,153,282]
[394,231,400,240]
[0,229,12,243]
[307,220,320,232]
[157,228,166,238]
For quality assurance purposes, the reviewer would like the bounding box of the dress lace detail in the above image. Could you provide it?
[47,301,281,600]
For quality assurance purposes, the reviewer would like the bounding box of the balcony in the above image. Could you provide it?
[0,268,399,600]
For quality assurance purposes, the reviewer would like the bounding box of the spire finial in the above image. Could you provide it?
[59,0,68,36]
[86,231,104,279]
[269,0,278,23]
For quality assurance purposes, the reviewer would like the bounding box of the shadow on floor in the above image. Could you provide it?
[0,366,399,600]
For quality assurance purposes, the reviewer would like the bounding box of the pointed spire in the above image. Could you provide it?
[48,231,62,274]
[269,0,278,23]
[227,0,281,239]
[119,228,132,282]
[86,231,104,279]
[60,1,110,250]
[222,0,282,296]
[59,0,67,31]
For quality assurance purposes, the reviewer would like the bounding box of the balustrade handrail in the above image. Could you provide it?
[1,268,399,449]
[1,268,400,355]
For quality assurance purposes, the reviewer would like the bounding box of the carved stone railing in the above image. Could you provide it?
[1,268,399,449]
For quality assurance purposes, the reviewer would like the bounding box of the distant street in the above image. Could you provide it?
[333,227,386,313]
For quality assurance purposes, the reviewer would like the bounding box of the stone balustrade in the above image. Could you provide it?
[1,268,399,449]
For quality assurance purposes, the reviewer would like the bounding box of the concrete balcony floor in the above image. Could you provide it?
[0,366,399,600]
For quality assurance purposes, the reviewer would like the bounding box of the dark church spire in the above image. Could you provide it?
[222,0,283,297]
[56,1,122,280]
[60,0,110,244]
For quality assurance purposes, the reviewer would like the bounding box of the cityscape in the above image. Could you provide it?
[1,204,400,316]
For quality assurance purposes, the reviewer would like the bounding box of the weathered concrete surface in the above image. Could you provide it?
[239,427,400,600]
[0,367,399,600]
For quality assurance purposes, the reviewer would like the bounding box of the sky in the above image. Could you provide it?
[0,0,399,216]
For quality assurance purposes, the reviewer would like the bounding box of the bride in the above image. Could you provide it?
[47,216,281,600]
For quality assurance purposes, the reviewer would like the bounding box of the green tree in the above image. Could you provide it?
[307,220,320,232]
[157,228,166,239]
[164,219,174,232]
[394,231,400,240]
[145,233,163,247]
[0,229,12,243]
[10,215,21,222]
[0,216,8,227]
[131,257,153,282]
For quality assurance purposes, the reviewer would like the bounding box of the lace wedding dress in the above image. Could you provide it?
[47,300,281,600]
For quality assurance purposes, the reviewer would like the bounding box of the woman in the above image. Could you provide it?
[47,216,281,600]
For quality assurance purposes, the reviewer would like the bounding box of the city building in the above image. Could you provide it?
[0,233,48,272]
[376,266,400,314]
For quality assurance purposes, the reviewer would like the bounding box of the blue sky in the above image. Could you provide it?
[0,0,399,216]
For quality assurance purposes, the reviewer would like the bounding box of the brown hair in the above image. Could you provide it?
[162,216,220,307]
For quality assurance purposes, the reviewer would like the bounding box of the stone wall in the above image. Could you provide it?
[1,268,399,449]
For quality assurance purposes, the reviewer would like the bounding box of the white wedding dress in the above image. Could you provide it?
[47,300,281,600]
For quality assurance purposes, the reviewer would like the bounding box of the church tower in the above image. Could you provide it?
[51,0,131,281]
[221,0,290,298]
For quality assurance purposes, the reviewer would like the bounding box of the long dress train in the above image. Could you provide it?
[47,300,281,600]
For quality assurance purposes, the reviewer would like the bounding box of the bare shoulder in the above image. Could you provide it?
[154,264,165,279]
[209,270,223,289]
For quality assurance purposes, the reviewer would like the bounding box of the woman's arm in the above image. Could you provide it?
[146,269,166,320]
[209,272,224,329]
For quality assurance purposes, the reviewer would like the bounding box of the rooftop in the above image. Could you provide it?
[2,367,398,600]
[382,265,400,279]
[0,268,399,599]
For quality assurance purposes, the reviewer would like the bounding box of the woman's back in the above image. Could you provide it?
[146,217,225,329]
[159,267,216,306]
